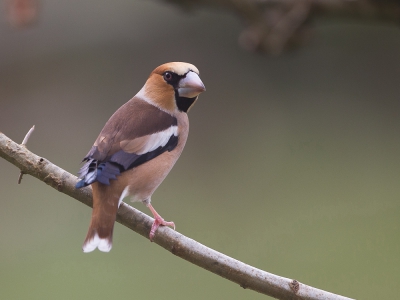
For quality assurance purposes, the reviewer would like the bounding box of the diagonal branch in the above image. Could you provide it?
[0,130,353,300]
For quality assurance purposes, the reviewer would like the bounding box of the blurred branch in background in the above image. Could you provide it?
[0,129,355,300]
[166,0,400,54]
[4,0,399,53]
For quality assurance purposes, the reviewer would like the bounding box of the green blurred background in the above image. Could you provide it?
[1,1,399,299]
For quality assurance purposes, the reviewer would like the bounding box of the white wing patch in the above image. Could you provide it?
[120,126,178,155]
[82,232,112,253]
[138,126,178,154]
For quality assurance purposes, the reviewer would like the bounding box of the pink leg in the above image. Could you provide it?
[146,203,175,241]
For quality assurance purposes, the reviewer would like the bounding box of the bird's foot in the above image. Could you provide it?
[149,217,175,242]
[147,203,175,241]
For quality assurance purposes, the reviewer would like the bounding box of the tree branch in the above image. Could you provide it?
[0,130,353,300]
[166,0,400,53]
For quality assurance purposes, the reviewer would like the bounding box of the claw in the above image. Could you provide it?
[147,203,175,241]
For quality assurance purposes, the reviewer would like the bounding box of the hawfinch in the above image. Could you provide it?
[76,62,205,252]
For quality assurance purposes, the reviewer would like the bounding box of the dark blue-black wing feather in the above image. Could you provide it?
[76,131,178,188]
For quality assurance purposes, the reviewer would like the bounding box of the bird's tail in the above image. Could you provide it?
[82,183,119,253]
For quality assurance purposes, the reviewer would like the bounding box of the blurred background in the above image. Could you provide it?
[0,1,399,299]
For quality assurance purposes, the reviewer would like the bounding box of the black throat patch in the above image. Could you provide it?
[175,92,197,113]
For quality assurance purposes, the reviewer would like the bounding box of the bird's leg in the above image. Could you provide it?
[146,203,175,241]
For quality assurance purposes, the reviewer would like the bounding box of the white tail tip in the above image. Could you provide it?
[83,232,112,253]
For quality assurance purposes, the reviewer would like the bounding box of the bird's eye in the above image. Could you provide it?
[163,72,173,82]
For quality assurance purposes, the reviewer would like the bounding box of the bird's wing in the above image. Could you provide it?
[76,98,178,187]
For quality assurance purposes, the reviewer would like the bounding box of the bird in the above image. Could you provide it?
[75,62,205,252]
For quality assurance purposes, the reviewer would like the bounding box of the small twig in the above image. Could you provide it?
[17,171,25,184]
[18,125,35,184]
[21,125,35,146]
[0,131,354,300]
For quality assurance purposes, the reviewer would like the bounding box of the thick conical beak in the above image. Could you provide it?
[178,71,206,98]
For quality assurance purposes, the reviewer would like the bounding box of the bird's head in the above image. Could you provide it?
[139,62,206,113]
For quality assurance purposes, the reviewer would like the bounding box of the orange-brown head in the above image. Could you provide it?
[138,62,206,113]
